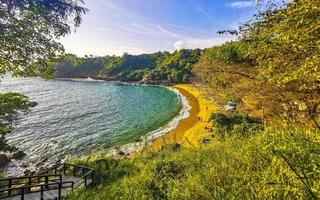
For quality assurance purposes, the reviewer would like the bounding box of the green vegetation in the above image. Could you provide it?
[0,93,37,152]
[200,40,252,65]
[242,0,319,90]
[210,112,263,139]
[1,0,319,199]
[67,0,319,199]
[194,0,319,128]
[55,49,202,84]
[0,0,87,78]
[0,0,86,161]
[69,127,320,199]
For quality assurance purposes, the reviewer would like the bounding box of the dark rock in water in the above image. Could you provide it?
[134,138,142,142]
[12,151,26,160]
[0,154,10,167]
[118,151,126,156]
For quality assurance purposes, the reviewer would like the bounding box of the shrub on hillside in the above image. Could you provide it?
[68,127,320,199]
[209,112,263,138]
[201,41,252,64]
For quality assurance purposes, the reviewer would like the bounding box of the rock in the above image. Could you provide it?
[0,154,10,167]
[118,151,125,156]
[12,151,26,160]
[134,138,142,142]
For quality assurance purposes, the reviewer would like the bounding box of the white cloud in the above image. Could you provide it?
[228,1,256,9]
[174,36,236,50]
[174,41,188,50]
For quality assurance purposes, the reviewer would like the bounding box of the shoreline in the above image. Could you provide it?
[3,78,217,175]
[149,84,217,150]
[3,77,190,176]
[60,78,218,154]
[69,82,217,161]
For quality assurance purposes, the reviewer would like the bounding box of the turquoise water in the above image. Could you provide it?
[0,77,182,173]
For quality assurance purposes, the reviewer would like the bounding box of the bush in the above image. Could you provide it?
[209,112,263,138]
[68,127,320,199]
[201,41,252,64]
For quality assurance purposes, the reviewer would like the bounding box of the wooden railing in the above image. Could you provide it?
[0,180,74,200]
[38,163,94,188]
[0,174,62,189]
[0,163,94,199]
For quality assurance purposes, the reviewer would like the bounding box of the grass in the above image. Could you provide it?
[68,126,320,199]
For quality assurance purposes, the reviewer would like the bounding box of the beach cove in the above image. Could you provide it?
[150,84,218,151]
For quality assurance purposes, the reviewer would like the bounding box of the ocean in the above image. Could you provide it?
[0,76,188,176]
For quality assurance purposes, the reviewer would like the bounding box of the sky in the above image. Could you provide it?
[59,0,258,56]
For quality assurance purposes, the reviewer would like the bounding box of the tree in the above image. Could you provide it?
[0,0,88,78]
[240,0,320,129]
[0,93,37,152]
[0,0,87,153]
[241,0,319,90]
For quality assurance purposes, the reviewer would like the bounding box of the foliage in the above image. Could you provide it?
[0,0,88,78]
[200,41,252,64]
[210,112,263,138]
[0,93,37,152]
[148,49,201,83]
[194,0,319,128]
[55,49,202,84]
[241,0,320,90]
[68,127,320,199]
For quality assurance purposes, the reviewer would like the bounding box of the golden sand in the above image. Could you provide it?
[150,84,218,150]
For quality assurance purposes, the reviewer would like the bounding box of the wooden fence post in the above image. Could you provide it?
[8,179,12,196]
[45,176,49,189]
[58,182,62,200]
[73,165,76,176]
[21,188,24,200]
[40,185,44,200]
[63,163,66,175]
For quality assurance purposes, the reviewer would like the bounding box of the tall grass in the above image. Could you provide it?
[68,127,320,199]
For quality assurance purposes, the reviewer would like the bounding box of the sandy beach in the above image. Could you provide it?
[150,84,218,150]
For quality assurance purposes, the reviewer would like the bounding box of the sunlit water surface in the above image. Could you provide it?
[0,77,182,175]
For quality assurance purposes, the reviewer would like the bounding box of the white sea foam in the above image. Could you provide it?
[56,77,105,82]
[8,77,191,172]
[112,87,191,155]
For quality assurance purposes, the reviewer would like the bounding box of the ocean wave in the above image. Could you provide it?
[109,87,191,155]
[56,77,105,82]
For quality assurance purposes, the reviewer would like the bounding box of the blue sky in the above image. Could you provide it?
[60,0,257,56]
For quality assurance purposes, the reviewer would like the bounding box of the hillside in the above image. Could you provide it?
[67,0,320,199]
[55,49,202,84]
